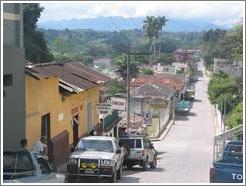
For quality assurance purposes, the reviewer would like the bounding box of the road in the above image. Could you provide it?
[119,61,215,183]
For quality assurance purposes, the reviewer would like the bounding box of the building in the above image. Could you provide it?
[3,3,25,150]
[174,49,194,63]
[213,58,243,78]
[25,61,111,165]
[130,83,176,137]
[152,63,176,75]
[131,74,185,92]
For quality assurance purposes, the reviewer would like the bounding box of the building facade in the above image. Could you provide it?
[3,3,25,150]
[25,61,111,165]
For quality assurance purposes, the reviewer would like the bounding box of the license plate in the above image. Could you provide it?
[84,170,94,174]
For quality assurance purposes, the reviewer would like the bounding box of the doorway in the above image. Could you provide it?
[72,115,79,147]
[41,113,51,159]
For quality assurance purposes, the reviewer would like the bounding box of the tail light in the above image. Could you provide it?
[141,150,145,157]
[209,167,215,183]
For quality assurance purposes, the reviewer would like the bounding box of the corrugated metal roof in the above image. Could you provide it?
[26,61,111,90]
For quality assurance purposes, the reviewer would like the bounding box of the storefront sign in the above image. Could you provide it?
[110,97,126,111]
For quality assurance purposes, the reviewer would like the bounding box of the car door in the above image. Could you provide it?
[36,157,64,182]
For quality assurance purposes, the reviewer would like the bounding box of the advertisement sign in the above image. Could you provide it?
[143,112,152,125]
[96,103,112,115]
[110,97,126,111]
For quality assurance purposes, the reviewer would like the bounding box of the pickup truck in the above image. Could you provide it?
[210,140,243,183]
[66,136,124,183]
[3,150,65,183]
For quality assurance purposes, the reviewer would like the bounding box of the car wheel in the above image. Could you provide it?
[117,165,122,179]
[150,156,157,169]
[126,163,133,169]
[109,170,117,183]
[142,158,149,171]
[65,175,75,183]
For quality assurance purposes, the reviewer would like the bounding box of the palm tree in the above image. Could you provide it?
[143,16,157,65]
[156,16,168,58]
[143,16,168,65]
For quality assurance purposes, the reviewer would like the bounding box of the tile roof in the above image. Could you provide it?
[131,74,184,91]
[131,83,175,99]
[26,61,111,91]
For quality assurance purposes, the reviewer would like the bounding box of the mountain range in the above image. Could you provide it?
[38,16,230,32]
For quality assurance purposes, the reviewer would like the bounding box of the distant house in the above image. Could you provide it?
[129,83,176,137]
[152,63,176,74]
[213,58,243,78]
[93,57,111,67]
[130,83,175,116]
[174,49,195,63]
[25,61,111,165]
[131,74,185,93]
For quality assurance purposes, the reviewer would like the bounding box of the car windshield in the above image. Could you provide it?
[119,139,135,148]
[77,140,114,152]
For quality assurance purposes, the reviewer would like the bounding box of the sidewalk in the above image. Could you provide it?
[149,119,174,141]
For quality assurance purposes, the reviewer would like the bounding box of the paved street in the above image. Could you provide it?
[119,61,215,183]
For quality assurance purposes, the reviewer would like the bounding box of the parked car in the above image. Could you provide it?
[119,135,157,170]
[210,140,243,183]
[66,136,124,183]
[3,150,64,183]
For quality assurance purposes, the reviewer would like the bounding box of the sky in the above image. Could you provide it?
[39,1,244,26]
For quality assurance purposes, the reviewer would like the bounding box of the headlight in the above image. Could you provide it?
[100,159,112,166]
[68,158,78,164]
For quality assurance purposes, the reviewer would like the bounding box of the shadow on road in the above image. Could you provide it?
[123,166,165,175]
[194,98,202,102]
[175,112,197,121]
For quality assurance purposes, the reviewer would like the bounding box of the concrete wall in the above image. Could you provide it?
[3,4,25,151]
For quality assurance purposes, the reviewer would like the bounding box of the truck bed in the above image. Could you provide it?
[211,160,243,183]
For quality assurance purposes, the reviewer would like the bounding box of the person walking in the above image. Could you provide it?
[20,138,28,150]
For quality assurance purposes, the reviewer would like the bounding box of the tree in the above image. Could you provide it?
[140,67,154,75]
[226,103,243,129]
[23,3,53,63]
[143,16,157,65]
[113,54,139,80]
[156,16,168,57]
[105,80,126,97]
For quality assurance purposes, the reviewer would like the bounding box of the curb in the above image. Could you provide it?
[149,119,174,142]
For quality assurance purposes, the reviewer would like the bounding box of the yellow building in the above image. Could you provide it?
[25,61,111,165]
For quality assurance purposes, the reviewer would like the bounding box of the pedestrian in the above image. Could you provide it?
[31,136,47,155]
[20,138,28,150]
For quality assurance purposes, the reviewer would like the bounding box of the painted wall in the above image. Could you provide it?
[25,75,100,148]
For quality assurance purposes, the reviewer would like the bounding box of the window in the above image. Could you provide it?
[41,113,50,138]
[3,74,13,86]
[135,139,142,148]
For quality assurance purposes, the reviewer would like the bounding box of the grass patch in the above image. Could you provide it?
[147,118,160,137]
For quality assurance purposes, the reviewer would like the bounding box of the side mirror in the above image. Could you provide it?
[116,149,121,154]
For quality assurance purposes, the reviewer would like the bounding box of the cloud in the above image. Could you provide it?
[39,1,244,26]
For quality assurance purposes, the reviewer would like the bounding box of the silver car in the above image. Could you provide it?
[119,135,157,170]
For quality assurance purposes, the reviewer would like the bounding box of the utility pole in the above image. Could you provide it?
[223,98,226,132]
[126,52,130,135]
[125,51,152,135]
